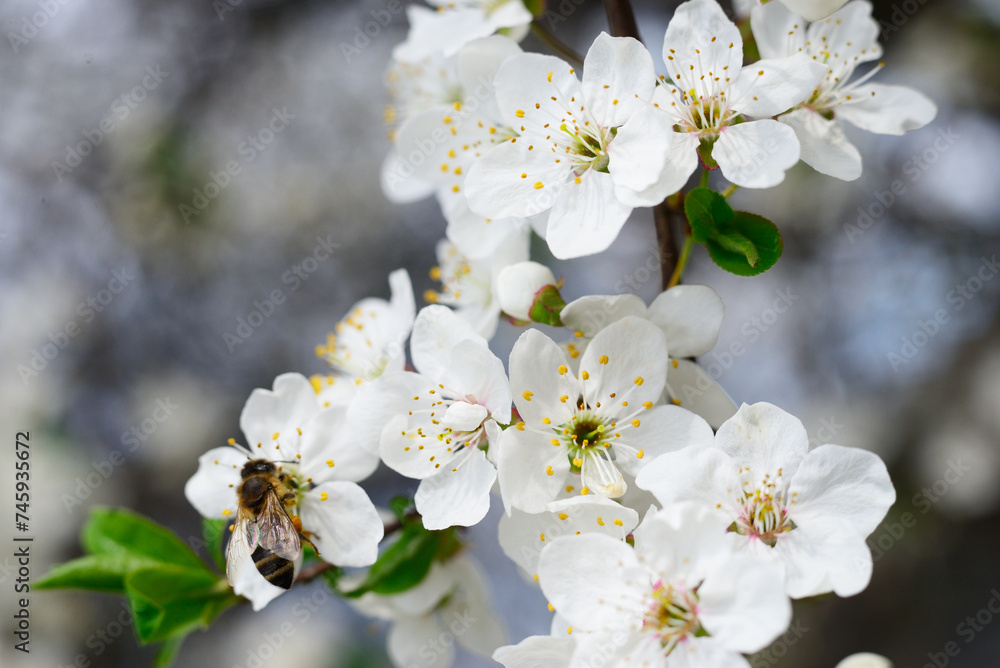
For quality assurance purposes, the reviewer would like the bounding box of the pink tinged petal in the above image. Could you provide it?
[497,426,573,513]
[776,516,874,598]
[388,615,455,668]
[635,445,741,513]
[493,635,575,668]
[835,83,937,135]
[508,328,579,426]
[780,107,862,181]
[715,402,810,476]
[465,139,568,219]
[297,406,379,484]
[411,304,487,382]
[299,482,383,567]
[240,373,319,453]
[457,35,524,121]
[581,316,669,417]
[184,446,244,519]
[730,54,827,119]
[788,444,896,537]
[664,0,744,78]
[749,2,806,60]
[632,503,736,583]
[545,170,634,260]
[560,294,648,338]
[381,149,435,204]
[647,284,724,357]
[537,533,649,633]
[615,405,715,477]
[581,33,657,128]
[664,358,738,430]
[778,0,850,22]
[415,447,496,529]
[698,554,792,653]
[613,117,700,207]
[714,119,800,189]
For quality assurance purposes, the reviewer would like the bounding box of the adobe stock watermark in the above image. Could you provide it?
[671,287,800,405]
[15,268,136,385]
[223,234,339,352]
[50,66,170,181]
[61,396,181,513]
[879,0,931,41]
[750,621,810,667]
[540,0,590,32]
[922,588,1000,668]
[7,0,73,53]
[844,126,960,243]
[887,254,998,371]
[232,587,332,668]
[56,600,134,668]
[179,107,295,225]
[864,458,968,563]
[339,0,407,63]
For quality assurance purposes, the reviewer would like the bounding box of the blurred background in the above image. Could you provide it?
[1,0,998,666]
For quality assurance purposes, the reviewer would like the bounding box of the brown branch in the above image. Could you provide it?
[603,0,679,289]
[602,0,641,40]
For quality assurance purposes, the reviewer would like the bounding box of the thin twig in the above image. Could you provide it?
[530,22,584,68]
[602,0,641,40]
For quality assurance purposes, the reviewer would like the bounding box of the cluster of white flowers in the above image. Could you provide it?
[183,0,932,665]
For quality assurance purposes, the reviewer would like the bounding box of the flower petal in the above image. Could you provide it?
[545,170,634,260]
[411,304,487,382]
[297,405,380,484]
[835,82,937,135]
[664,0,743,79]
[388,615,454,668]
[776,515,874,597]
[560,294,648,338]
[663,358,738,430]
[730,54,826,119]
[240,373,319,456]
[184,446,244,519]
[612,105,700,206]
[780,107,862,181]
[509,329,579,426]
[581,33,656,128]
[497,426,572,514]
[494,635,574,668]
[299,481,383,567]
[647,284,724,357]
[750,1,806,61]
[713,119,800,189]
[580,316,668,418]
[714,402,810,477]
[415,447,497,529]
[614,404,715,477]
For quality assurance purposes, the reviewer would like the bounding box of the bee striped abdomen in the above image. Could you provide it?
[251,546,294,589]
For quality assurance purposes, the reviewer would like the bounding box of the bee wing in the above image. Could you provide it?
[226,509,259,586]
[255,489,302,562]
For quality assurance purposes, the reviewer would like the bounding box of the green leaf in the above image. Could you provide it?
[35,554,154,593]
[201,518,228,573]
[528,284,566,326]
[83,507,208,572]
[683,187,733,244]
[704,212,783,276]
[342,524,441,598]
[389,496,415,523]
[125,566,235,644]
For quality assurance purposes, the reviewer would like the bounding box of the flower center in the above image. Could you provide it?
[733,483,796,546]
[643,580,702,653]
[553,408,625,497]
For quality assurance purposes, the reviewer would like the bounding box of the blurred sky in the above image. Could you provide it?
[1,0,999,666]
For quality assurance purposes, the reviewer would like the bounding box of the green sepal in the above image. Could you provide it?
[704,212,783,277]
[684,187,783,276]
[528,284,566,326]
[697,136,719,170]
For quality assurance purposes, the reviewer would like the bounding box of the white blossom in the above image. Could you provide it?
[495,260,558,322]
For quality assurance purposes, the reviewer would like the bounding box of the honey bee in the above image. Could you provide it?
[227,458,310,590]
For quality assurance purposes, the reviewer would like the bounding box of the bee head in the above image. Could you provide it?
[242,459,277,478]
